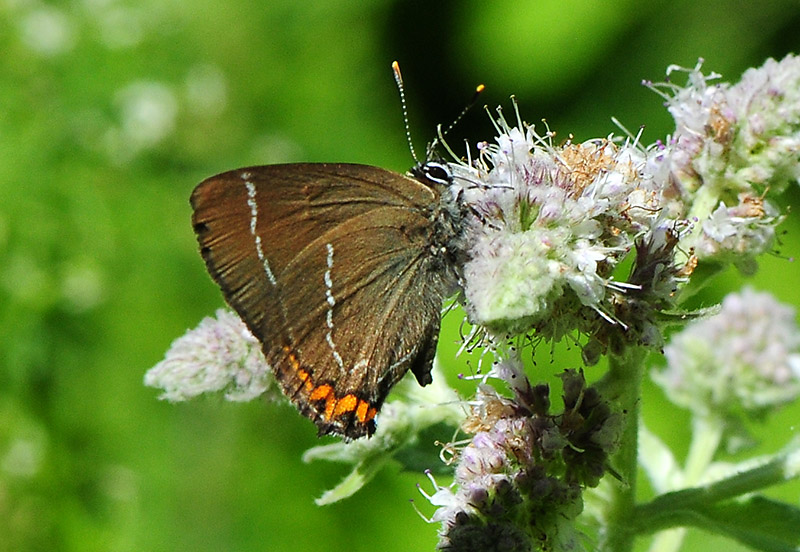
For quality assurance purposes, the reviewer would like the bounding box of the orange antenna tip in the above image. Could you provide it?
[391,61,402,82]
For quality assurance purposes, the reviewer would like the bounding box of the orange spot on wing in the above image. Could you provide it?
[333,394,358,417]
[324,397,336,420]
[309,384,333,402]
[356,400,370,423]
[297,369,314,392]
[278,345,378,429]
[283,346,298,366]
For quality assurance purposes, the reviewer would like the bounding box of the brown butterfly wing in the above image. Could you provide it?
[190,163,452,438]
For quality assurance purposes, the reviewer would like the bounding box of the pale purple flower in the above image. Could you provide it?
[421,352,619,551]
[144,309,274,401]
[451,117,692,353]
[645,55,799,273]
[655,288,800,419]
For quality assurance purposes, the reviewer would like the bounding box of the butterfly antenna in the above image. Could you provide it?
[428,82,485,160]
[393,61,485,162]
[442,83,485,140]
[392,61,421,165]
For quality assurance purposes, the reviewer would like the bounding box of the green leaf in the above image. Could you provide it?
[636,447,800,528]
[696,496,800,552]
[313,456,391,506]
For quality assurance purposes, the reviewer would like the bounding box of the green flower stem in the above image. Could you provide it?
[633,447,800,534]
[685,180,721,235]
[596,346,647,552]
[684,416,724,484]
[647,415,725,552]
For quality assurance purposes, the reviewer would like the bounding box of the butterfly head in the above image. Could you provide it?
[411,160,453,188]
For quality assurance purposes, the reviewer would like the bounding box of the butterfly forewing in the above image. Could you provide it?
[191,163,458,438]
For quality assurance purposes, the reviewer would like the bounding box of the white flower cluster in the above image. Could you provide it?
[648,55,800,271]
[450,120,684,348]
[673,56,800,195]
[145,309,274,402]
[655,287,800,419]
[452,55,800,346]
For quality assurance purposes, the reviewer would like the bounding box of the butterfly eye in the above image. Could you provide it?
[420,162,452,185]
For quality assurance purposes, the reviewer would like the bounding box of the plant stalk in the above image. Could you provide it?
[596,346,647,552]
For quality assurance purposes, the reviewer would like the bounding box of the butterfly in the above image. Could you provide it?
[190,62,478,438]
[190,160,464,438]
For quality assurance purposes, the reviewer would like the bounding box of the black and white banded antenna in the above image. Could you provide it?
[392,60,422,165]
[433,82,485,159]
[391,60,485,164]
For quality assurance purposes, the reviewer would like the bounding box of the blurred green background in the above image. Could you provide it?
[2,0,800,550]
